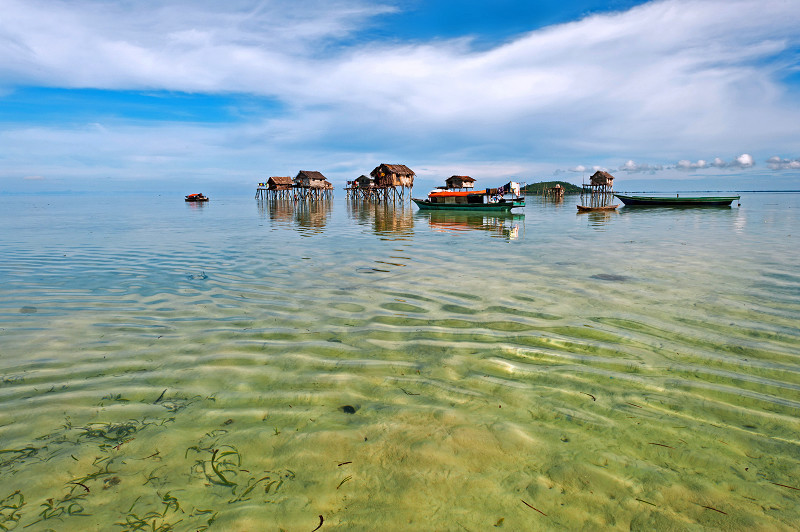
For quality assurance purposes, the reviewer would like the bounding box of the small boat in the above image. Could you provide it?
[577,204,618,212]
[185,193,209,202]
[614,194,739,206]
[412,189,524,211]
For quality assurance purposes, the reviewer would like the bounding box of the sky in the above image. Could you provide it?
[1,0,799,193]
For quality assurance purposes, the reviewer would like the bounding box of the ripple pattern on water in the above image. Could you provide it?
[0,193,799,529]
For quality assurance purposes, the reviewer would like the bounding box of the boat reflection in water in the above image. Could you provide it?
[420,211,524,241]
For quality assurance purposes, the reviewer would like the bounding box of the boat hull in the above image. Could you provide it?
[615,194,739,206]
[577,204,618,212]
[412,198,524,211]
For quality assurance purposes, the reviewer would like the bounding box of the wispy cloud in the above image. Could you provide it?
[0,0,799,185]
[676,153,754,170]
[619,160,664,173]
[766,156,800,170]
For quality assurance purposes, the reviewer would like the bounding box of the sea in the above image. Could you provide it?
[1,191,798,530]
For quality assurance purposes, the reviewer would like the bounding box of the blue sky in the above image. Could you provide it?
[1,0,799,193]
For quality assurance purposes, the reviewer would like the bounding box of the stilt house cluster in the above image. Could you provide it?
[256,171,334,201]
[345,164,415,202]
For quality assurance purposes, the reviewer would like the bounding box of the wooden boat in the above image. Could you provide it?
[185,193,209,202]
[614,194,739,206]
[412,189,524,211]
[577,204,618,212]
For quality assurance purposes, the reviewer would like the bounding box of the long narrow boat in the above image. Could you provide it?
[412,189,525,211]
[614,194,739,206]
[577,204,618,212]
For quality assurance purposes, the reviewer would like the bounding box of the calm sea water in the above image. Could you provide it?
[1,191,798,531]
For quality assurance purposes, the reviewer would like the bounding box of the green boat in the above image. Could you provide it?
[412,189,525,211]
[614,194,740,206]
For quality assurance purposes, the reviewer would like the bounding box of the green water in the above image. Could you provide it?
[0,193,798,530]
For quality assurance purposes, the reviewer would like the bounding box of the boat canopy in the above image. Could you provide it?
[429,189,489,197]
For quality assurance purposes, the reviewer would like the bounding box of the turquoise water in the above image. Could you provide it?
[1,192,798,530]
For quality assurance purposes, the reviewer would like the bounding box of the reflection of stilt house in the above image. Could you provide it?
[294,171,334,200]
[581,171,615,208]
[445,175,476,190]
[369,164,415,202]
[294,199,332,234]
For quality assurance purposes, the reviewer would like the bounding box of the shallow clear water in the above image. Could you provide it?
[1,192,798,531]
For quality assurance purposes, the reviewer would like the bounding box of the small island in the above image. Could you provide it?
[522,181,582,194]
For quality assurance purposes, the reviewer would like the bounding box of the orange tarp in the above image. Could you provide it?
[429,190,487,197]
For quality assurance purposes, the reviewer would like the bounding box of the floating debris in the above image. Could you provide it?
[19,306,37,314]
[521,499,546,516]
[340,405,358,414]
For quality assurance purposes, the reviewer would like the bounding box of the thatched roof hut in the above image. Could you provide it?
[267,176,293,190]
[294,170,330,188]
[445,175,476,189]
[370,164,415,188]
[589,170,615,187]
[354,175,373,188]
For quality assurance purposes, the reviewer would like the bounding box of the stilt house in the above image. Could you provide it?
[589,171,615,188]
[294,171,331,189]
[370,164,415,188]
[354,175,373,189]
[267,176,293,190]
[445,175,476,190]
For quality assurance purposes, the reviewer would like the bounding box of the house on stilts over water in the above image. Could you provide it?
[578,170,618,211]
[444,175,476,191]
[369,164,415,202]
[255,171,334,201]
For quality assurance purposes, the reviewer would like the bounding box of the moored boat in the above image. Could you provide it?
[577,204,618,212]
[185,193,209,202]
[412,188,524,211]
[614,194,739,206]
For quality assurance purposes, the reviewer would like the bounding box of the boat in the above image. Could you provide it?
[412,189,524,211]
[185,193,209,202]
[614,194,739,206]
[577,204,618,212]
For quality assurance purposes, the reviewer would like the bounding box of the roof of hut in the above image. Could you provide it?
[373,164,414,176]
[589,170,615,185]
[296,170,328,181]
[268,176,293,185]
[448,175,476,182]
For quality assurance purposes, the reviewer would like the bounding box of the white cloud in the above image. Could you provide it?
[711,153,755,168]
[619,160,664,173]
[767,156,800,170]
[677,159,708,170]
[736,153,754,167]
[0,0,799,183]
[672,154,755,170]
